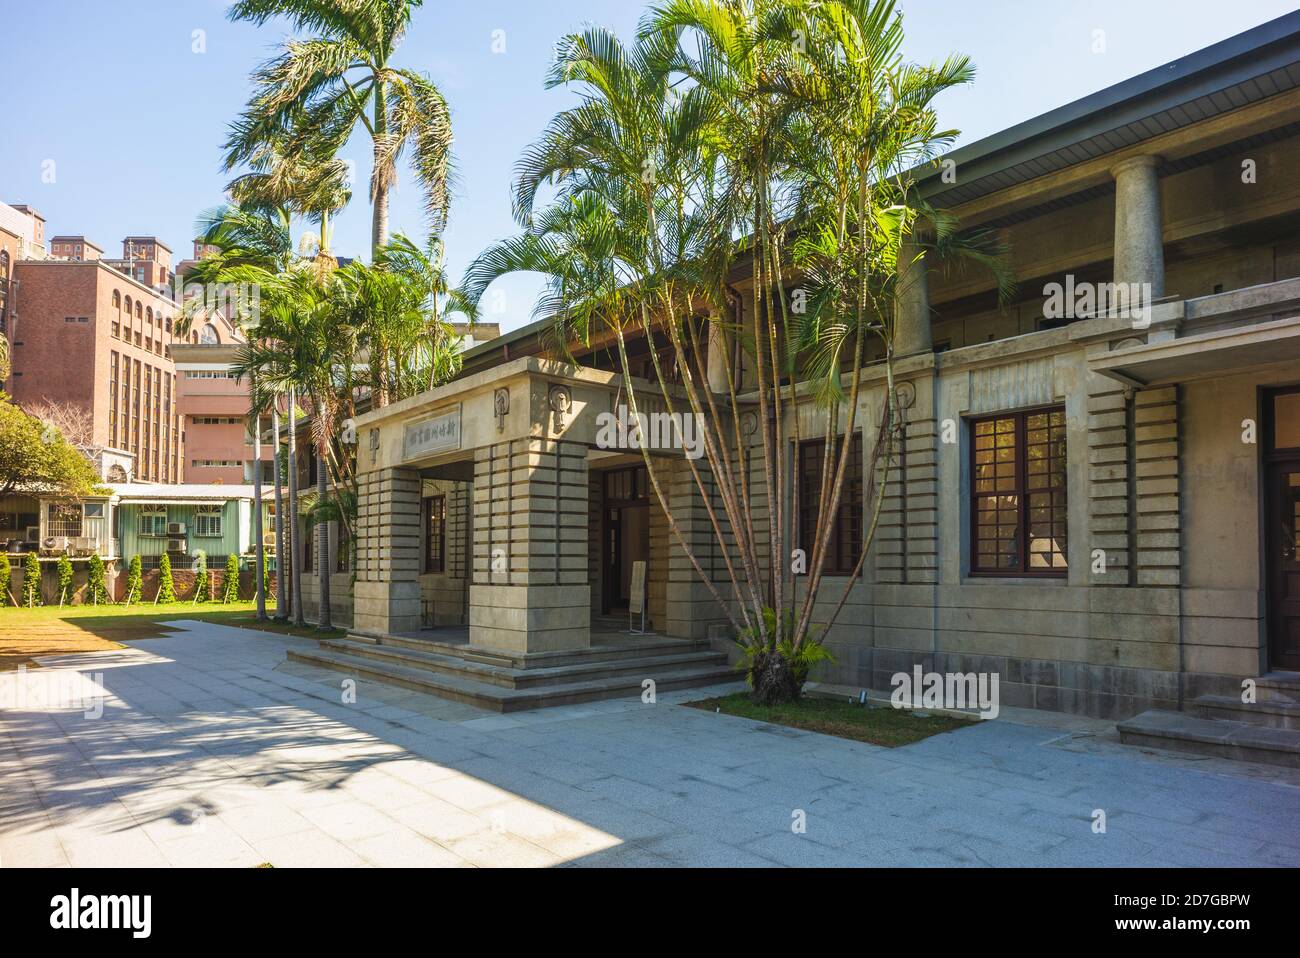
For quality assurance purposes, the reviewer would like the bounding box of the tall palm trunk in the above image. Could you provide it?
[252,391,266,622]
[370,81,390,256]
[272,404,287,621]
[287,386,305,627]
[315,441,332,630]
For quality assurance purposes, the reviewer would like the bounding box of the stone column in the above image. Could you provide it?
[353,467,422,635]
[893,235,931,356]
[1111,155,1165,300]
[469,438,590,653]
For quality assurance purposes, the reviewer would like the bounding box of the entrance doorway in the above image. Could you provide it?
[601,466,650,615]
[1264,386,1300,671]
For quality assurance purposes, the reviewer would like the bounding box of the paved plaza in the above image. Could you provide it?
[2,621,1299,867]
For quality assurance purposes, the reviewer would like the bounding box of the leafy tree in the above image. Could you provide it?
[86,554,109,605]
[193,551,209,603]
[0,552,11,606]
[22,551,41,607]
[157,554,176,604]
[56,552,74,606]
[222,554,242,603]
[0,394,103,498]
[123,555,143,605]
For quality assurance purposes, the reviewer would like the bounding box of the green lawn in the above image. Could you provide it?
[687,691,970,747]
[0,601,345,670]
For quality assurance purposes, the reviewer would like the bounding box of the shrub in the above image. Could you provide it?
[157,554,176,603]
[22,551,41,607]
[86,554,109,605]
[222,554,241,603]
[192,551,208,603]
[123,555,142,605]
[56,552,74,606]
[0,552,11,605]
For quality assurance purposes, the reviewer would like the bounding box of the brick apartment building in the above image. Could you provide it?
[6,231,184,482]
[0,211,256,485]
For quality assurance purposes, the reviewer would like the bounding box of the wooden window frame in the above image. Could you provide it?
[797,432,864,578]
[424,495,446,575]
[968,405,1068,578]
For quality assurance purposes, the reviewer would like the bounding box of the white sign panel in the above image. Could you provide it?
[403,408,461,461]
[629,560,647,615]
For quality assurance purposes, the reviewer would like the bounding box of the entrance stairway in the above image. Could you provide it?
[1118,673,1300,768]
[286,629,736,713]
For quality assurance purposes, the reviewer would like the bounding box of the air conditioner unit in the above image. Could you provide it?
[262,532,277,547]
[167,539,186,553]
[167,522,186,536]
[42,536,70,553]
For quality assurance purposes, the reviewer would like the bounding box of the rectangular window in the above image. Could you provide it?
[47,503,83,538]
[194,505,222,537]
[138,508,168,537]
[970,407,1068,576]
[424,495,446,574]
[797,433,863,577]
[109,351,119,447]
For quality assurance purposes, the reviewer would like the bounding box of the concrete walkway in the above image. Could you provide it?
[2,621,1299,867]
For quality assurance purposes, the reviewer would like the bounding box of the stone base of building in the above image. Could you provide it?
[468,583,591,653]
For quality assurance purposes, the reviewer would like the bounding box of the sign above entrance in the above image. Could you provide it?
[403,408,461,461]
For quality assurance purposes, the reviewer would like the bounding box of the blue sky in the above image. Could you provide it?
[1,0,1296,331]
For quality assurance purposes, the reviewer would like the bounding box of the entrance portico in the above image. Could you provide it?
[352,357,718,656]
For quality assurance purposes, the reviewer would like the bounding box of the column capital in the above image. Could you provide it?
[1110,154,1162,179]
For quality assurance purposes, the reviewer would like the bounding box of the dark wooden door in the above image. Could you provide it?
[603,507,624,613]
[1265,386,1300,671]
[1266,462,1300,671]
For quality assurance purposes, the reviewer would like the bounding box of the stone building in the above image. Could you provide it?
[296,14,1300,742]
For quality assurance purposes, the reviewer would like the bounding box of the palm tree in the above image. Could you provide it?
[226,127,353,272]
[287,385,305,626]
[464,0,1008,703]
[182,203,297,619]
[225,0,454,274]
[235,271,351,630]
[272,403,287,620]
[251,374,268,621]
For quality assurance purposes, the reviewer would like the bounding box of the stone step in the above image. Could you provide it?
[319,637,729,690]
[287,645,737,713]
[361,631,712,670]
[1117,709,1300,768]
[1256,672,1300,703]
[1193,694,1300,730]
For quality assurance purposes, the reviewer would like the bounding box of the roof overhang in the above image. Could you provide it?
[916,11,1300,216]
[1091,314,1300,387]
